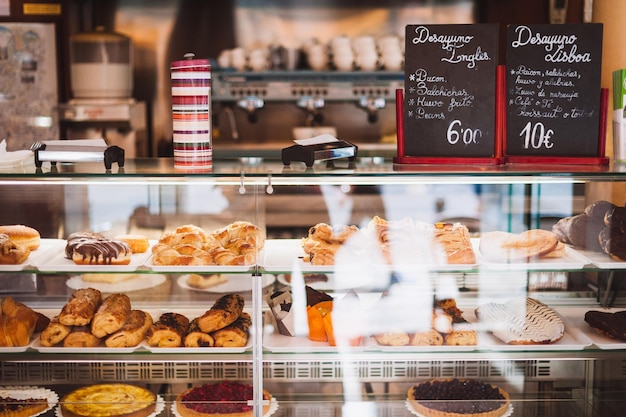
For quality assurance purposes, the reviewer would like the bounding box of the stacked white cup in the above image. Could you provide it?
[353,35,378,71]
[330,35,354,71]
[230,47,248,71]
[248,47,269,72]
[378,35,403,70]
[306,43,329,71]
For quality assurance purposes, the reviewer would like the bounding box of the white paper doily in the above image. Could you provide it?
[172,397,278,417]
[56,394,165,417]
[0,386,59,417]
[405,399,513,417]
[66,274,167,292]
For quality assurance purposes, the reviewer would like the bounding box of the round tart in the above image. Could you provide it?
[60,384,156,417]
[407,379,510,417]
[175,382,271,417]
[0,385,56,417]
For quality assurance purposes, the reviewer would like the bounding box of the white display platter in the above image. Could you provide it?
[176,274,274,293]
[0,238,63,272]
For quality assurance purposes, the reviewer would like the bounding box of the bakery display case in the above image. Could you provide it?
[2,158,626,417]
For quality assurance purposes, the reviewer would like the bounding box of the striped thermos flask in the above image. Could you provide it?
[171,53,212,171]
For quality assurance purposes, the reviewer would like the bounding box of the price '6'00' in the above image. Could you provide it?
[447,119,482,145]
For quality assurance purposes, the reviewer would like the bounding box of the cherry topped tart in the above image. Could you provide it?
[407,379,510,417]
[0,396,48,417]
[175,382,272,417]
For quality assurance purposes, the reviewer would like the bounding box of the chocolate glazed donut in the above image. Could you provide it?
[71,239,132,265]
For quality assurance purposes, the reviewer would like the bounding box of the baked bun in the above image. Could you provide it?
[0,224,40,250]
[114,234,150,253]
[0,233,30,264]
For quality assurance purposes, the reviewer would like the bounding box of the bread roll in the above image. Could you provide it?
[374,332,410,346]
[59,288,103,326]
[0,225,40,250]
[0,233,30,264]
[444,330,478,346]
[91,293,131,338]
[409,329,443,346]
[40,316,71,347]
[63,325,102,347]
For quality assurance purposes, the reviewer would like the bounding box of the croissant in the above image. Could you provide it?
[307,223,358,244]
[184,318,215,347]
[40,316,71,347]
[147,312,190,347]
[211,312,251,347]
[197,294,244,333]
[105,310,153,348]
[63,325,102,347]
[59,288,102,326]
[0,297,38,347]
[91,293,131,338]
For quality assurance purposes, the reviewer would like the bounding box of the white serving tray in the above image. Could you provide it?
[260,238,479,274]
[34,241,153,273]
[473,239,594,271]
[0,238,64,272]
[576,249,626,269]
[559,307,626,350]
[66,274,167,293]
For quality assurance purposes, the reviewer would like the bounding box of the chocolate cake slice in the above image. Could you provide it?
[584,310,626,341]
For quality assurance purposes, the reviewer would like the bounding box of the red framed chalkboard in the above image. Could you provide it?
[503,23,609,165]
[395,24,503,166]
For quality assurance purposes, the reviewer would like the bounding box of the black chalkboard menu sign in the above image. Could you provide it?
[400,24,500,162]
[505,24,604,159]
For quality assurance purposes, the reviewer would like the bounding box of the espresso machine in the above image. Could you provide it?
[211,69,403,160]
[58,27,147,158]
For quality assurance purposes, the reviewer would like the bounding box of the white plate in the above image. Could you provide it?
[56,395,165,417]
[560,307,626,350]
[35,245,152,273]
[66,274,167,292]
[263,332,368,353]
[576,249,626,269]
[260,239,477,274]
[0,386,58,417]
[476,315,592,351]
[474,239,594,270]
[177,274,274,293]
[30,338,140,353]
[0,344,32,353]
[0,238,64,272]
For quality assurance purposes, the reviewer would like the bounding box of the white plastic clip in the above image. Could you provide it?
[239,170,246,194]
[266,172,273,194]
